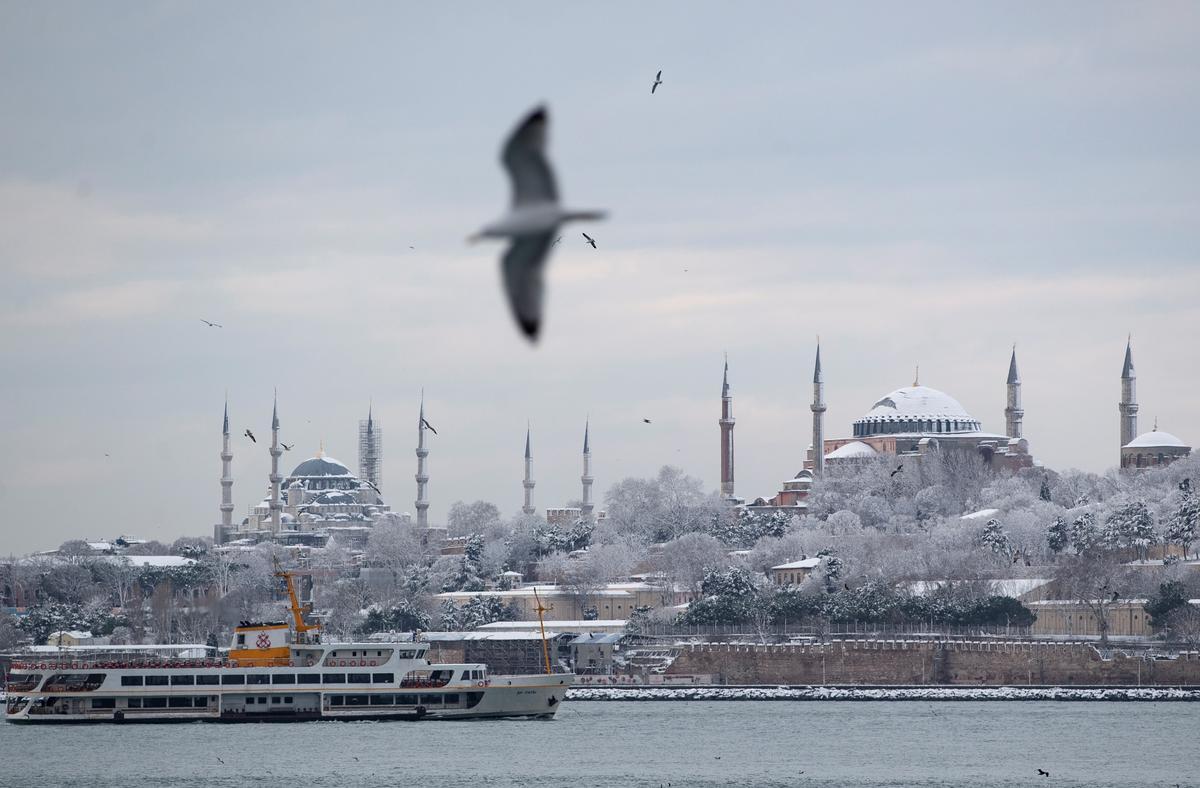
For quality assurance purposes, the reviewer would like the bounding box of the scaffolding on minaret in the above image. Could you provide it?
[359,404,383,492]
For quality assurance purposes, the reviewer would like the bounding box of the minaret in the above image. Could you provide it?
[580,420,595,522]
[415,392,430,528]
[719,356,736,497]
[811,343,826,476]
[217,397,234,544]
[522,425,536,516]
[1119,336,1138,455]
[1005,345,1024,439]
[268,391,282,533]
[358,403,382,491]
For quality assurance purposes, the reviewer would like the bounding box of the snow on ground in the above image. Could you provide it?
[566,686,1200,702]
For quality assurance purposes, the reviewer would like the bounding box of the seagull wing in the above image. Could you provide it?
[656,70,662,80]
[502,106,558,207]
[501,233,554,340]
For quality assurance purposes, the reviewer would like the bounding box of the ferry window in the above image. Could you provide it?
[171,675,194,685]
[272,674,296,684]
[247,674,270,685]
[271,697,282,704]
[443,694,459,705]
[419,694,441,706]
[376,651,382,657]
[370,694,393,705]
[396,694,417,705]
[348,673,370,684]
[284,697,293,703]
[221,675,246,685]
[298,673,320,684]
[372,673,394,684]
[121,676,144,687]
[127,698,142,708]
[237,634,246,645]
[91,698,116,709]
[193,697,208,707]
[258,697,268,704]
[246,697,256,705]
[351,651,357,657]
[145,675,169,686]
[346,695,369,706]
[168,697,192,708]
[397,650,415,659]
[330,696,344,706]
[143,698,167,708]
[196,675,219,685]
[323,673,346,684]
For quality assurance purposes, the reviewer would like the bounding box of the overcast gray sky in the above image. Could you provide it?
[2,2,1198,554]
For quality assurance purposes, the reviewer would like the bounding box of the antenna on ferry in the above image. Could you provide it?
[532,588,553,676]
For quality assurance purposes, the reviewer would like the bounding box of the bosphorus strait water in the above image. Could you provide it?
[1,701,1194,788]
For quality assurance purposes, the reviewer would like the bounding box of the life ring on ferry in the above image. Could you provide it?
[475,681,485,688]
[338,660,346,667]
[369,661,377,667]
[306,658,315,667]
[288,661,295,667]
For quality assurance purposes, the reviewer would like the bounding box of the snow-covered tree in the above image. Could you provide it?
[1103,500,1157,561]
[1166,479,1199,559]
[979,518,1013,562]
[1047,516,1070,555]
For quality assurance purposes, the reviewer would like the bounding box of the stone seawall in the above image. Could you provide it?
[666,641,1200,686]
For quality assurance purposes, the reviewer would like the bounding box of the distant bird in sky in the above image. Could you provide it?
[470,106,605,341]
[200,319,222,328]
[553,236,562,245]
[104,453,110,457]
[281,443,294,451]
[244,429,256,443]
[890,464,903,477]
[421,417,438,435]
[651,69,663,94]
[643,419,652,424]
[216,757,224,765]
[582,232,597,249]
[1037,769,1050,777]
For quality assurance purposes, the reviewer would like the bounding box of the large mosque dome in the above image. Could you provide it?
[288,455,354,478]
[1125,430,1189,449]
[852,385,982,438]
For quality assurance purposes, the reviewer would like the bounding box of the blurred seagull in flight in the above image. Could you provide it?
[582,232,597,249]
[471,106,605,341]
[281,443,294,451]
[200,319,222,328]
[421,417,438,435]
[651,69,663,94]
[244,429,256,443]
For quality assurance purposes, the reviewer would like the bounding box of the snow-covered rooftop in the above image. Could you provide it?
[960,508,1001,521]
[100,555,196,568]
[479,619,626,631]
[1124,430,1190,449]
[825,441,877,460]
[772,558,821,571]
[859,386,976,422]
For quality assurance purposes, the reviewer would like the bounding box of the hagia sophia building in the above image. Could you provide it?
[718,338,1191,514]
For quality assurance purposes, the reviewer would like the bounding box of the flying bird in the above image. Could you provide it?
[890,464,903,477]
[200,319,222,328]
[1037,769,1050,777]
[643,418,652,424]
[216,757,224,765]
[244,429,256,443]
[582,232,597,249]
[553,236,562,245]
[470,106,606,341]
[651,69,663,94]
[281,443,293,451]
[421,417,438,435]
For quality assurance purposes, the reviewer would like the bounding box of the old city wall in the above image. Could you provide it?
[667,641,1200,686]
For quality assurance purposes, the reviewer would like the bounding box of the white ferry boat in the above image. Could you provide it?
[4,569,572,724]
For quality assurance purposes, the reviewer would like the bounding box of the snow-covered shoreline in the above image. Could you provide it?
[566,686,1200,702]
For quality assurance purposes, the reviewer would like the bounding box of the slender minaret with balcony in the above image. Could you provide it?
[1119,336,1138,458]
[580,420,595,522]
[415,392,430,528]
[522,425,536,516]
[268,391,282,533]
[811,344,826,476]
[217,397,234,544]
[719,357,736,497]
[1005,345,1024,440]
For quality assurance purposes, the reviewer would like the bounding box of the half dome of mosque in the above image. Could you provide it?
[852,386,982,438]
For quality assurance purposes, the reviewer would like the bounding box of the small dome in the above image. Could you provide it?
[1125,431,1189,449]
[826,441,878,460]
[289,455,353,478]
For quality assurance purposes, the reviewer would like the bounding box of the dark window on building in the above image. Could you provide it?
[143,698,168,708]
[145,675,169,686]
[193,697,209,707]
[196,675,219,685]
[121,676,143,687]
[330,696,344,706]
[91,698,116,709]
[171,675,194,685]
[272,674,296,684]
[237,634,245,645]
[323,674,346,684]
[127,698,142,708]
[298,673,320,684]
[221,675,246,685]
[271,696,282,704]
[168,697,192,708]
[370,694,393,705]
[284,697,293,703]
[247,674,270,685]
[348,673,370,684]
[372,673,394,684]
[246,697,256,704]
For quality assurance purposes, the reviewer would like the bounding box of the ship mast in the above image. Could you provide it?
[532,588,552,675]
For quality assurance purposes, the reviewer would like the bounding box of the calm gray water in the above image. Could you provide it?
[1,701,1195,787]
